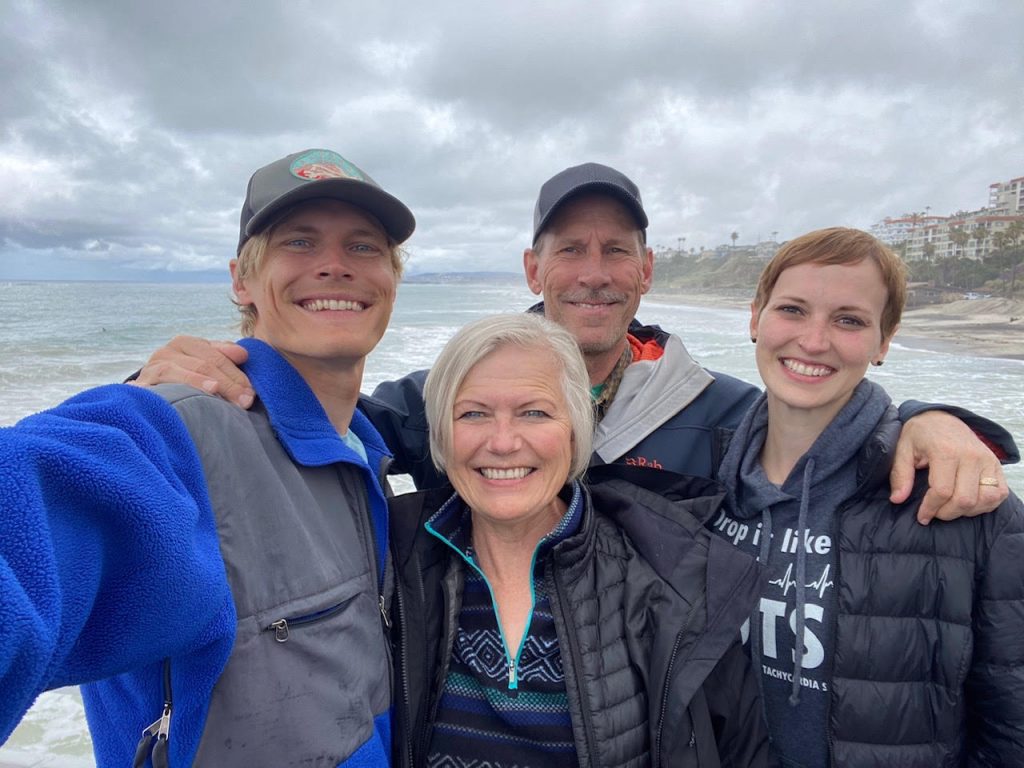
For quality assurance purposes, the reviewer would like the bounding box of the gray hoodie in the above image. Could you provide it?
[713,379,891,767]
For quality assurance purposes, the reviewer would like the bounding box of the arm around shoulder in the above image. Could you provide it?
[0,384,233,743]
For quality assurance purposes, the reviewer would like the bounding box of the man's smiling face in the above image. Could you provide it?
[524,193,653,379]
[231,198,398,375]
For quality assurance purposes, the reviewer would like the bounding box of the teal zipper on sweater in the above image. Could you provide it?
[423,484,582,694]
[425,520,542,694]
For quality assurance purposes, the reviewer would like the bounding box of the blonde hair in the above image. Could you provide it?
[423,314,595,480]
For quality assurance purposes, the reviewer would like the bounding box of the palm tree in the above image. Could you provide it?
[987,232,1013,296]
[1004,221,1024,297]
[949,226,970,258]
[1007,220,1024,247]
[909,210,924,236]
[972,224,988,260]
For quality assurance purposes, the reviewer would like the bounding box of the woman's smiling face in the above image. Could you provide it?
[447,344,574,532]
[751,258,892,428]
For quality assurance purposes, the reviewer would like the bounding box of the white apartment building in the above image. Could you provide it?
[989,176,1024,215]
[871,174,1024,261]
[870,214,947,246]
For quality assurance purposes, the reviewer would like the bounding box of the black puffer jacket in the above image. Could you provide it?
[389,466,775,768]
[829,411,1024,765]
[719,405,1024,765]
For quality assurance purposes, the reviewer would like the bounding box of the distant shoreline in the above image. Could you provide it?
[645,290,1024,362]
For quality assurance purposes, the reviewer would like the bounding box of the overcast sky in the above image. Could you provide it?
[2,0,1021,282]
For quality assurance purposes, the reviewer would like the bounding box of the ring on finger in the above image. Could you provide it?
[979,477,999,487]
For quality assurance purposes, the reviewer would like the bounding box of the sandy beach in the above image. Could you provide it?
[896,298,1024,361]
[647,292,1024,361]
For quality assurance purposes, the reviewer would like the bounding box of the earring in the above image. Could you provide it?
[872,360,884,367]
[750,336,757,343]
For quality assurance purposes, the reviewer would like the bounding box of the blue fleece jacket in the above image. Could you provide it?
[0,383,235,763]
[0,339,393,766]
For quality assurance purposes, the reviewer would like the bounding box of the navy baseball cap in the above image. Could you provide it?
[532,162,648,243]
[237,148,416,253]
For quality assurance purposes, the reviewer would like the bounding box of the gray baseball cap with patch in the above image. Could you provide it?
[532,162,648,243]
[237,148,416,252]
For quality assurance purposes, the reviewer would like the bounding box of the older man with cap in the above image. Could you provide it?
[133,162,1015,518]
[0,148,411,767]
[526,163,759,469]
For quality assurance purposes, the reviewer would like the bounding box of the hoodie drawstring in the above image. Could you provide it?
[789,458,815,706]
[750,506,774,726]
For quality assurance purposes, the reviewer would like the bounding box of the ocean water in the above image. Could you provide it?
[1,280,1022,765]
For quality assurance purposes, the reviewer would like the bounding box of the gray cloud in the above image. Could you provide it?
[1,0,1021,279]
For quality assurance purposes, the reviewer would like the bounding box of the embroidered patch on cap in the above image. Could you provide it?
[289,149,366,182]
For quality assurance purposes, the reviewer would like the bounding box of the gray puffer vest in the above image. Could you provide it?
[157,383,393,767]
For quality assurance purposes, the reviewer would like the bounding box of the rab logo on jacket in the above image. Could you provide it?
[625,455,663,469]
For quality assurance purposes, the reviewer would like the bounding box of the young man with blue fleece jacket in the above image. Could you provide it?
[0,148,415,767]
